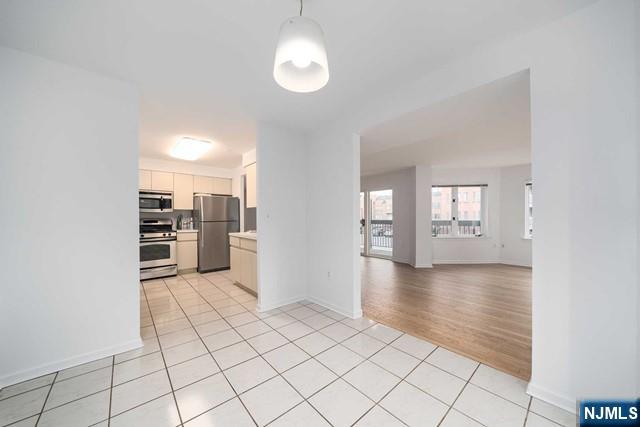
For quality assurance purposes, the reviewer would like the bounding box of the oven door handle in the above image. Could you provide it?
[141,265,176,273]
[140,238,176,244]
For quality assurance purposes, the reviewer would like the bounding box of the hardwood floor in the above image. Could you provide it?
[361,257,532,380]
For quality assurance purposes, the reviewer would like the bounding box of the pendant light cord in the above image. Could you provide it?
[299,0,303,16]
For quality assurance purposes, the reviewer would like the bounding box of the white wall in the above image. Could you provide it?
[256,123,308,311]
[0,47,140,387]
[242,149,256,167]
[500,164,532,267]
[551,1,637,403]
[414,165,433,268]
[302,0,638,409]
[306,130,362,317]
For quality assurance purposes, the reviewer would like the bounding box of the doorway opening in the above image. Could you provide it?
[358,70,533,380]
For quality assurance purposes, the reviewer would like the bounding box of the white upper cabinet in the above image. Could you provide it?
[213,177,232,195]
[245,162,257,208]
[174,173,194,210]
[151,171,174,191]
[139,170,152,190]
[193,175,214,194]
[139,169,232,199]
[194,175,231,195]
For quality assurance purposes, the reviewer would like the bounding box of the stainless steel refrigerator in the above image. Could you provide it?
[193,195,240,272]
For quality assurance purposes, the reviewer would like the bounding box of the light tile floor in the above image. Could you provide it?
[0,272,577,427]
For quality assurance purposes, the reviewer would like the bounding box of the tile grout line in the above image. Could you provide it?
[522,394,533,427]
[182,274,334,425]
[140,282,185,426]
[179,274,335,426]
[3,271,536,427]
[106,355,115,427]
[30,271,529,427]
[0,374,57,403]
[160,275,261,426]
[23,270,510,427]
[346,334,435,427]
[436,363,485,427]
[33,371,58,427]
[269,325,410,426]
[179,273,440,426]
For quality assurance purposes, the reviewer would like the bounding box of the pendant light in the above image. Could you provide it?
[273,0,329,93]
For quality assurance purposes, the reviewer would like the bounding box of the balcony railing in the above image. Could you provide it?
[432,220,482,237]
[360,219,393,249]
[370,219,393,248]
[432,220,452,236]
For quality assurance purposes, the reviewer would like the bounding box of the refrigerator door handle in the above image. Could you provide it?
[199,196,205,249]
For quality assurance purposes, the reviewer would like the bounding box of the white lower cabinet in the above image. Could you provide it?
[229,237,257,294]
[246,251,257,292]
[177,233,198,272]
[230,246,241,283]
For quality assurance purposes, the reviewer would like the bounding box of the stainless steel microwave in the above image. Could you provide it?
[139,191,173,213]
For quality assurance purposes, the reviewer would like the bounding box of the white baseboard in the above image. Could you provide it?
[500,260,533,267]
[432,259,532,267]
[0,337,143,389]
[433,259,501,265]
[410,263,433,268]
[527,382,576,414]
[256,295,307,313]
[307,295,362,319]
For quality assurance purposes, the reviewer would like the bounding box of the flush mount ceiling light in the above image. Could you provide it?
[273,0,329,93]
[170,137,212,161]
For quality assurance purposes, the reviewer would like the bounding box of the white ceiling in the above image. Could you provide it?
[0,0,594,168]
[360,70,531,175]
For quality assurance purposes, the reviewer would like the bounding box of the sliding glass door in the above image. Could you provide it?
[360,189,393,258]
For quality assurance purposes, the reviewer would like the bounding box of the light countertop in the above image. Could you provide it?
[177,229,198,233]
[229,231,257,240]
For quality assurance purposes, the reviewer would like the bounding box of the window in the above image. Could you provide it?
[432,185,487,237]
[525,182,533,238]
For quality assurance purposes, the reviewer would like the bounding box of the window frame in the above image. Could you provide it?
[431,184,488,238]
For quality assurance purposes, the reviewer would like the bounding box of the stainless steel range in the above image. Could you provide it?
[139,219,177,280]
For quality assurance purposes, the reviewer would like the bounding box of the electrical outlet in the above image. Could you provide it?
[327,271,331,279]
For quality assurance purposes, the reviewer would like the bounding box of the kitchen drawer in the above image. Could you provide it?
[240,238,257,252]
[229,236,240,247]
[177,232,198,242]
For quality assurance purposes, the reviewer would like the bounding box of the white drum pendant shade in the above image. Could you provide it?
[273,16,329,93]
